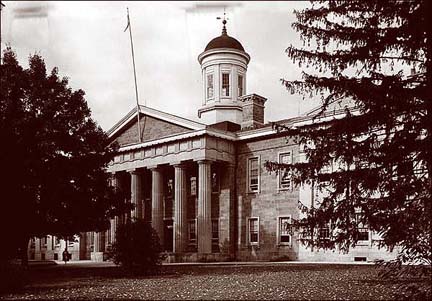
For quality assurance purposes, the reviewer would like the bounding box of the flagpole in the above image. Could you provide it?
[0,2,5,56]
[125,7,142,143]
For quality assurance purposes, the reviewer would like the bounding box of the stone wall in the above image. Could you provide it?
[240,94,266,130]
[235,133,398,262]
[114,115,191,147]
[298,244,399,262]
[236,135,300,261]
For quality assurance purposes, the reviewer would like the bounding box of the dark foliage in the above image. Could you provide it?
[265,0,430,297]
[0,260,28,293]
[109,219,165,275]
[0,48,126,261]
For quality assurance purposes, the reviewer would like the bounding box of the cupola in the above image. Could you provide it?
[197,19,250,125]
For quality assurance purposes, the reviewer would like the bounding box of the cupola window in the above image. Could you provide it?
[238,74,244,96]
[222,72,230,97]
[206,74,214,100]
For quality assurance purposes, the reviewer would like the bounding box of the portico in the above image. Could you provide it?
[90,107,236,262]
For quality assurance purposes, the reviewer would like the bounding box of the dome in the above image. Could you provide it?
[204,34,245,52]
[204,19,245,52]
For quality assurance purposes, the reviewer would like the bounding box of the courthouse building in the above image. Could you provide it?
[29,21,397,263]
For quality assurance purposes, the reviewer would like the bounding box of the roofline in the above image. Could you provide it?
[109,101,361,152]
[107,105,206,139]
[237,107,361,141]
[303,96,355,117]
[198,48,250,64]
[115,107,361,153]
[117,128,236,153]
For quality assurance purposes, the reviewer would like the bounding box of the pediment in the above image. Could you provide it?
[108,105,206,147]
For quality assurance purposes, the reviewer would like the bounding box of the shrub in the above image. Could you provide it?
[0,260,28,293]
[376,255,432,300]
[109,220,165,275]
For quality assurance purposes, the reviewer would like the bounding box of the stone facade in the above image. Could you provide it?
[29,21,397,264]
[28,235,85,261]
[115,115,191,147]
[236,135,300,261]
[239,94,267,130]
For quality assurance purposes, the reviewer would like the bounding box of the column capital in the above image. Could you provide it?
[226,162,236,169]
[148,165,162,171]
[196,159,214,165]
[127,168,143,175]
[172,161,187,169]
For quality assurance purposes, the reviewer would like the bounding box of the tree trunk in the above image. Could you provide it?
[20,236,29,267]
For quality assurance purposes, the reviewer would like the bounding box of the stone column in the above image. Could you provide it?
[110,217,118,245]
[151,167,164,246]
[129,169,143,220]
[237,196,243,249]
[197,160,212,255]
[93,232,105,262]
[110,173,119,243]
[46,236,53,252]
[93,232,100,253]
[43,236,52,260]
[173,163,187,253]
[35,238,42,260]
[79,232,88,260]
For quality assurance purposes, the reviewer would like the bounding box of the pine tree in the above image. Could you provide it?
[266,0,430,267]
[0,48,127,262]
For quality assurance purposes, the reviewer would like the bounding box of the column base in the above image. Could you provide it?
[91,252,106,262]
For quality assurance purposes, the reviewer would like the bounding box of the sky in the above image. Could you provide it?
[0,1,320,131]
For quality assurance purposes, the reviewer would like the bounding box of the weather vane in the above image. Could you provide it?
[216,8,229,35]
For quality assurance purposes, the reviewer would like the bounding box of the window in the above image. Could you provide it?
[238,74,244,96]
[357,228,369,242]
[164,197,173,218]
[355,211,370,243]
[212,219,220,253]
[354,256,367,262]
[318,226,330,240]
[211,165,220,193]
[188,219,196,244]
[206,74,214,99]
[279,152,292,190]
[248,217,259,244]
[222,73,230,97]
[166,178,174,197]
[190,176,197,196]
[248,157,259,192]
[278,216,292,245]
[212,219,219,242]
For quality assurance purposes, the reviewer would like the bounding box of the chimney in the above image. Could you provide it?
[239,94,267,130]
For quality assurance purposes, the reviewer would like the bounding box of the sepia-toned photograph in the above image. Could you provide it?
[0,1,430,300]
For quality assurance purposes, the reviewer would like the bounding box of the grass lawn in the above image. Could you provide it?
[0,262,411,300]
